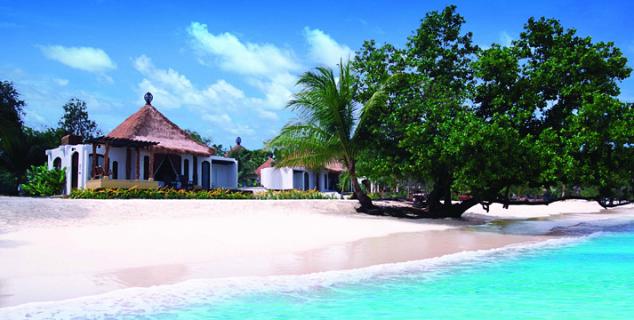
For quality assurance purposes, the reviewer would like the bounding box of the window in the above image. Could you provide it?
[143,156,149,180]
[111,161,118,179]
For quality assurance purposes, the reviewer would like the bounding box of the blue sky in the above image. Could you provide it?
[2,0,633,149]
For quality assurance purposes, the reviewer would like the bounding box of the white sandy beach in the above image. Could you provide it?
[0,196,632,307]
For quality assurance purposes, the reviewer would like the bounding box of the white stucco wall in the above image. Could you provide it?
[46,144,95,194]
[260,167,286,190]
[196,155,238,189]
[261,167,325,191]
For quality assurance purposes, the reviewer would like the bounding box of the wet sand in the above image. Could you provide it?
[0,197,629,307]
[0,230,544,307]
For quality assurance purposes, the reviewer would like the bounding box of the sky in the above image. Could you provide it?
[2,0,634,149]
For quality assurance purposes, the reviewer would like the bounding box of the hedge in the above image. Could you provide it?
[69,187,333,200]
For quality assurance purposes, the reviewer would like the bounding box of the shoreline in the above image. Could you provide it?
[1,196,632,308]
[1,235,585,319]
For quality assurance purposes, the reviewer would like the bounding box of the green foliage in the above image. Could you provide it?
[352,5,633,212]
[267,61,377,208]
[368,190,408,200]
[22,165,65,196]
[337,171,351,193]
[0,81,24,140]
[58,98,101,140]
[69,187,331,200]
[255,189,331,200]
[229,147,270,187]
[184,129,229,156]
[0,81,26,185]
[0,167,17,194]
[184,129,214,147]
[0,82,65,194]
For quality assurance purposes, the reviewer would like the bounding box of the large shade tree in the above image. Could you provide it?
[353,6,633,218]
[268,62,379,210]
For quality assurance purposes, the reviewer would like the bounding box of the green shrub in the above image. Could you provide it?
[255,189,332,200]
[22,165,65,196]
[69,187,332,200]
[369,191,408,200]
[0,167,18,195]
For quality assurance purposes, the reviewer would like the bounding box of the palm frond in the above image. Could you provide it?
[272,61,360,170]
[352,73,408,144]
[267,123,341,169]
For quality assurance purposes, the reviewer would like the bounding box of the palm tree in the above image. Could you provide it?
[268,61,376,210]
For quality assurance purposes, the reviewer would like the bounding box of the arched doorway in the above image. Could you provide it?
[71,152,79,190]
[53,157,62,170]
[201,161,210,189]
[183,159,189,180]
[303,172,309,191]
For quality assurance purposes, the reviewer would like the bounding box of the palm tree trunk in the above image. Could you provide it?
[348,170,374,210]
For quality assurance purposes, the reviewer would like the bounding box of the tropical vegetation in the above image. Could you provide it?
[70,187,330,200]
[1,5,632,219]
[21,165,65,196]
[0,81,102,195]
[58,98,101,140]
[268,5,633,217]
[268,62,382,210]
[351,5,633,217]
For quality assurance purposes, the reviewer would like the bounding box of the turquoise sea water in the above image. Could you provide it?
[5,222,634,319]
[136,224,634,320]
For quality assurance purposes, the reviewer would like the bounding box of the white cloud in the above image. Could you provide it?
[202,114,255,136]
[134,55,245,110]
[2,67,124,131]
[256,109,279,121]
[499,31,513,47]
[304,27,354,67]
[53,78,69,86]
[41,45,116,73]
[188,22,303,111]
[134,55,263,139]
[188,22,300,77]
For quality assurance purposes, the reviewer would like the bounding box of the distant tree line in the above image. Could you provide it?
[185,129,270,187]
[0,81,100,194]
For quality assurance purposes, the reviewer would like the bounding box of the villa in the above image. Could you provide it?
[257,159,346,192]
[46,92,238,195]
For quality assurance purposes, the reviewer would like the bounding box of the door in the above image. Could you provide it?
[71,152,79,189]
[303,172,309,191]
[293,170,303,190]
[201,161,210,189]
[212,160,234,188]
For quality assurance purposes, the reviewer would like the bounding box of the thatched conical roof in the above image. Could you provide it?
[106,103,214,156]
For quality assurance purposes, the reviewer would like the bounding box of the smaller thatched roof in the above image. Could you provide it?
[325,161,345,173]
[106,103,214,156]
[256,158,274,176]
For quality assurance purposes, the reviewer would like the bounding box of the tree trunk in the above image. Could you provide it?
[348,169,374,211]
[443,181,452,205]
[425,197,480,219]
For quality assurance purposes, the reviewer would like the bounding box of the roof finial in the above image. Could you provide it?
[144,92,153,105]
